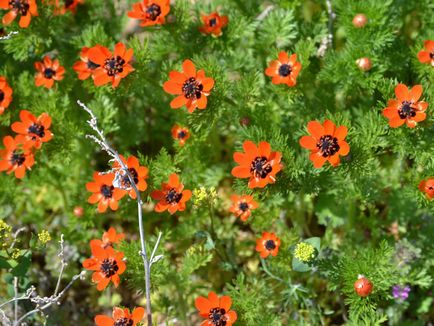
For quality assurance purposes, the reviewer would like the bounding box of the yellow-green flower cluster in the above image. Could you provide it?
[0,219,12,248]
[192,186,218,207]
[294,242,316,262]
[11,248,21,260]
[38,230,52,244]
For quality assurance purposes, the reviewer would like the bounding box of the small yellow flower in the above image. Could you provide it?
[294,242,316,262]
[38,230,51,244]
[11,248,21,260]
[192,186,218,207]
[0,219,12,247]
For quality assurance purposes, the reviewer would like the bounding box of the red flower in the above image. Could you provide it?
[86,172,126,213]
[255,232,280,258]
[171,124,190,146]
[11,110,53,149]
[82,241,126,291]
[417,40,434,66]
[0,0,38,28]
[163,59,214,113]
[73,46,102,80]
[127,0,170,27]
[0,76,13,115]
[54,0,83,15]
[229,194,258,222]
[151,173,192,214]
[34,56,65,89]
[231,140,282,189]
[95,307,145,326]
[112,155,149,199]
[265,51,302,87]
[299,120,350,168]
[199,12,228,37]
[195,292,237,326]
[382,84,428,128]
[88,42,134,88]
[0,136,34,179]
[419,178,434,200]
[91,227,125,250]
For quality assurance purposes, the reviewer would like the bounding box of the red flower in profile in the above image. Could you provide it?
[34,56,65,89]
[86,172,126,213]
[151,173,192,214]
[382,84,428,128]
[231,141,282,189]
[163,59,214,113]
[417,40,434,66]
[11,110,53,149]
[419,178,434,200]
[0,136,34,179]
[299,120,350,168]
[195,292,237,326]
[0,0,38,28]
[91,227,125,250]
[0,76,13,115]
[95,307,145,326]
[87,43,134,88]
[265,51,302,87]
[53,0,83,15]
[255,232,280,258]
[127,0,170,27]
[112,155,149,199]
[229,194,258,222]
[199,12,228,37]
[82,242,126,291]
[171,124,190,146]
[73,46,101,80]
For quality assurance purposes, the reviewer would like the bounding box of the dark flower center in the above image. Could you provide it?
[64,0,74,8]
[44,68,56,79]
[182,77,204,100]
[430,52,434,59]
[398,101,416,119]
[209,18,217,27]
[146,3,161,21]
[100,258,119,278]
[265,240,276,251]
[250,156,272,179]
[104,56,125,76]
[28,123,45,138]
[10,151,25,166]
[238,202,249,212]
[0,28,5,37]
[165,188,182,204]
[121,168,139,189]
[86,60,100,70]
[9,0,29,15]
[278,64,292,77]
[178,130,186,139]
[317,135,340,158]
[113,318,133,326]
[100,185,114,199]
[208,308,227,326]
[0,90,4,103]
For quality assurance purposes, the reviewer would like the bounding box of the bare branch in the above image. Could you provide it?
[0,31,18,40]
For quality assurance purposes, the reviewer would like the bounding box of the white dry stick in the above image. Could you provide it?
[256,5,274,21]
[0,31,18,40]
[77,100,163,326]
[317,0,336,57]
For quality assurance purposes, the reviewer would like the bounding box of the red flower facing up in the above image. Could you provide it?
[229,194,258,222]
[417,40,434,66]
[11,110,53,149]
[171,124,190,146]
[255,232,280,258]
[163,59,215,113]
[112,155,149,199]
[34,56,65,89]
[88,42,134,88]
[419,178,434,200]
[299,120,350,168]
[73,46,102,80]
[82,241,126,291]
[91,227,125,250]
[0,136,34,179]
[199,12,228,37]
[95,307,145,326]
[86,172,126,213]
[0,76,13,115]
[151,173,192,214]
[127,0,170,27]
[382,84,428,128]
[265,51,302,87]
[195,292,237,326]
[0,0,38,28]
[231,141,282,189]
